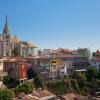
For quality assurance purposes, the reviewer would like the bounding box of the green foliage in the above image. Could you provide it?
[64,80,73,92]
[96,80,100,88]
[47,81,69,95]
[15,81,34,96]
[33,75,45,89]
[72,72,87,89]
[79,86,90,96]
[96,72,100,79]
[80,73,87,81]
[0,89,15,100]
[86,66,98,81]
[27,68,37,79]
[73,72,87,81]
[70,79,80,93]
[12,48,19,56]
[3,75,10,84]
[63,75,68,79]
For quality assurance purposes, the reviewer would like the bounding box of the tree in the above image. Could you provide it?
[86,66,98,81]
[47,81,70,95]
[3,75,10,84]
[96,72,100,79]
[27,68,37,79]
[0,89,15,100]
[15,81,34,96]
[72,72,87,89]
[33,75,45,89]
[12,48,19,56]
[77,72,87,89]
[70,79,80,93]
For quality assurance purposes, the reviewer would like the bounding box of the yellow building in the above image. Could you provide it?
[50,59,60,65]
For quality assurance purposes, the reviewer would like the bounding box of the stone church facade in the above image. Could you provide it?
[0,17,37,57]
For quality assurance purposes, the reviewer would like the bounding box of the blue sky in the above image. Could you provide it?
[0,0,100,51]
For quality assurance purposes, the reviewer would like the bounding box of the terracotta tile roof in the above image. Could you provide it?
[92,57,100,61]
[58,54,86,58]
[14,90,56,100]
[31,90,56,99]
[2,56,27,62]
[62,92,77,100]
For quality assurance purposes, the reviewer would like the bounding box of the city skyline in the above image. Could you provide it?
[0,0,100,51]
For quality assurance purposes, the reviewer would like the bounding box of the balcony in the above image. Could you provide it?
[0,72,8,77]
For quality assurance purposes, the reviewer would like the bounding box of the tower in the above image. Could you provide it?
[2,16,11,56]
[3,16,9,34]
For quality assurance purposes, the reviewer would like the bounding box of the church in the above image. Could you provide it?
[0,16,37,57]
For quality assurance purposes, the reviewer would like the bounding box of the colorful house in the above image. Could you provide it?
[3,57,28,83]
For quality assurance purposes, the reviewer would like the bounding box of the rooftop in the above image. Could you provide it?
[1,56,27,62]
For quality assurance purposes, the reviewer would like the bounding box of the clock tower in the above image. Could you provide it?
[2,16,11,56]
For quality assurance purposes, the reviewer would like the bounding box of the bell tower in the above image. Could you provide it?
[2,16,11,56]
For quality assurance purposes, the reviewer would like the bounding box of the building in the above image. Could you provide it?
[3,57,28,83]
[0,16,37,57]
[89,57,100,71]
[32,54,61,79]
[59,48,77,55]
[33,51,89,79]
[20,41,38,57]
[77,48,91,57]
[37,55,51,79]
[93,50,100,58]
[0,58,7,88]
[72,55,89,70]
[58,54,89,77]
[59,55,74,77]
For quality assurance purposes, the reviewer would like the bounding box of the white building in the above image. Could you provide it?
[0,58,7,88]
[0,16,37,57]
[89,57,100,70]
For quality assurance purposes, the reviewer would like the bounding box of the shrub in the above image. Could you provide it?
[47,81,70,95]
[3,75,10,84]
[80,89,88,96]
[27,68,37,79]
[14,81,34,96]
[70,79,80,93]
[0,89,15,100]
[33,75,45,89]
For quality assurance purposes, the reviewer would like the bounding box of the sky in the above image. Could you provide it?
[0,0,100,51]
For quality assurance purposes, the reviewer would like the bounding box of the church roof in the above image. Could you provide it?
[10,36,20,43]
[21,41,37,48]
[3,16,9,34]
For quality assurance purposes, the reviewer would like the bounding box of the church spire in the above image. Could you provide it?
[3,16,9,34]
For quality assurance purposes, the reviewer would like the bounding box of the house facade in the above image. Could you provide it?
[89,57,100,71]
[3,57,28,83]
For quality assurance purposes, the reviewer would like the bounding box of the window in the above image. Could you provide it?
[23,72,25,77]
[13,63,15,68]
[52,61,56,63]
[6,52,9,56]
[0,62,2,66]
[6,40,9,42]
[22,65,24,69]
[69,58,71,61]
[21,80,23,83]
